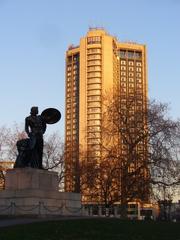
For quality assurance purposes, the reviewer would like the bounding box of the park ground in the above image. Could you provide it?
[0,218,179,240]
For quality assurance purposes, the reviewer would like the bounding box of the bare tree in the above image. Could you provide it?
[80,94,180,218]
[43,133,65,191]
[4,124,27,161]
[0,125,18,189]
[0,125,11,161]
[80,157,120,208]
[0,124,65,191]
[0,164,5,190]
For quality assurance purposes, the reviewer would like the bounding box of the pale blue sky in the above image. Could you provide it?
[0,0,180,136]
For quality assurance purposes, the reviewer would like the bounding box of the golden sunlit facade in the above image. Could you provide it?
[65,28,149,202]
[0,161,14,190]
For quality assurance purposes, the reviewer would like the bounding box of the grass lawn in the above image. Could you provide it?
[0,218,179,240]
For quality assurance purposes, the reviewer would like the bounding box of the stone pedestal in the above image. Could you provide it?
[5,168,59,191]
[0,168,81,216]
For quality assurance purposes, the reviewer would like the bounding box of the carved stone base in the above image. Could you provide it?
[0,168,81,216]
[5,168,59,191]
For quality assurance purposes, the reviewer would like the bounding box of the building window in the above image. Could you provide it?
[88,66,101,71]
[121,83,126,87]
[137,95,143,99]
[66,131,71,136]
[88,113,101,119]
[87,72,101,77]
[129,67,134,71]
[87,83,101,90]
[134,51,142,59]
[87,95,101,101]
[87,36,101,44]
[121,72,126,76]
[136,61,142,66]
[66,125,71,130]
[88,138,101,144]
[137,84,142,89]
[129,78,134,83]
[88,89,101,95]
[121,77,126,82]
[66,103,71,108]
[137,89,142,94]
[136,78,142,83]
[121,99,126,104]
[128,61,134,66]
[73,65,77,69]
[87,48,101,53]
[72,136,77,140]
[66,114,71,119]
[87,54,101,60]
[119,50,126,58]
[137,106,142,110]
[137,100,142,105]
[120,104,126,109]
[129,72,134,77]
[88,101,101,107]
[128,51,134,58]
[73,55,79,62]
[129,83,134,88]
[129,88,134,93]
[88,120,101,125]
[88,132,101,138]
[88,126,100,132]
[121,88,126,93]
[67,66,71,71]
[136,67,142,72]
[121,60,126,65]
[87,60,101,65]
[121,66,126,71]
[88,78,101,84]
[87,107,101,113]
[120,94,126,99]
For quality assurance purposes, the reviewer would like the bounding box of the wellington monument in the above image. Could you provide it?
[0,107,81,217]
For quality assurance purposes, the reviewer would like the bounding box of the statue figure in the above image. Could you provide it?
[25,106,46,169]
[14,107,61,169]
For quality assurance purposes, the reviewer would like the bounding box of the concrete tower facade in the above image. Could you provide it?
[65,29,148,203]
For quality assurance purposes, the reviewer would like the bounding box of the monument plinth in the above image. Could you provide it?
[5,168,59,191]
[0,168,81,216]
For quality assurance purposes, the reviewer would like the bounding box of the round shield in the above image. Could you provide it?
[41,108,61,124]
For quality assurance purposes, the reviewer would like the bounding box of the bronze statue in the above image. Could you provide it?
[25,106,46,169]
[14,107,61,169]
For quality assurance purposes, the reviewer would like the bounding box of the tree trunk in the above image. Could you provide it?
[120,200,128,219]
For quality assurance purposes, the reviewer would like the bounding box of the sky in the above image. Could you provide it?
[0,0,180,137]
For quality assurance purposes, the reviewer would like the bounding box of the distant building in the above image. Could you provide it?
[127,201,159,220]
[171,201,180,221]
[0,161,14,190]
[158,200,180,221]
[64,28,149,203]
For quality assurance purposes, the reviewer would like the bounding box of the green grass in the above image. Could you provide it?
[0,218,180,240]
